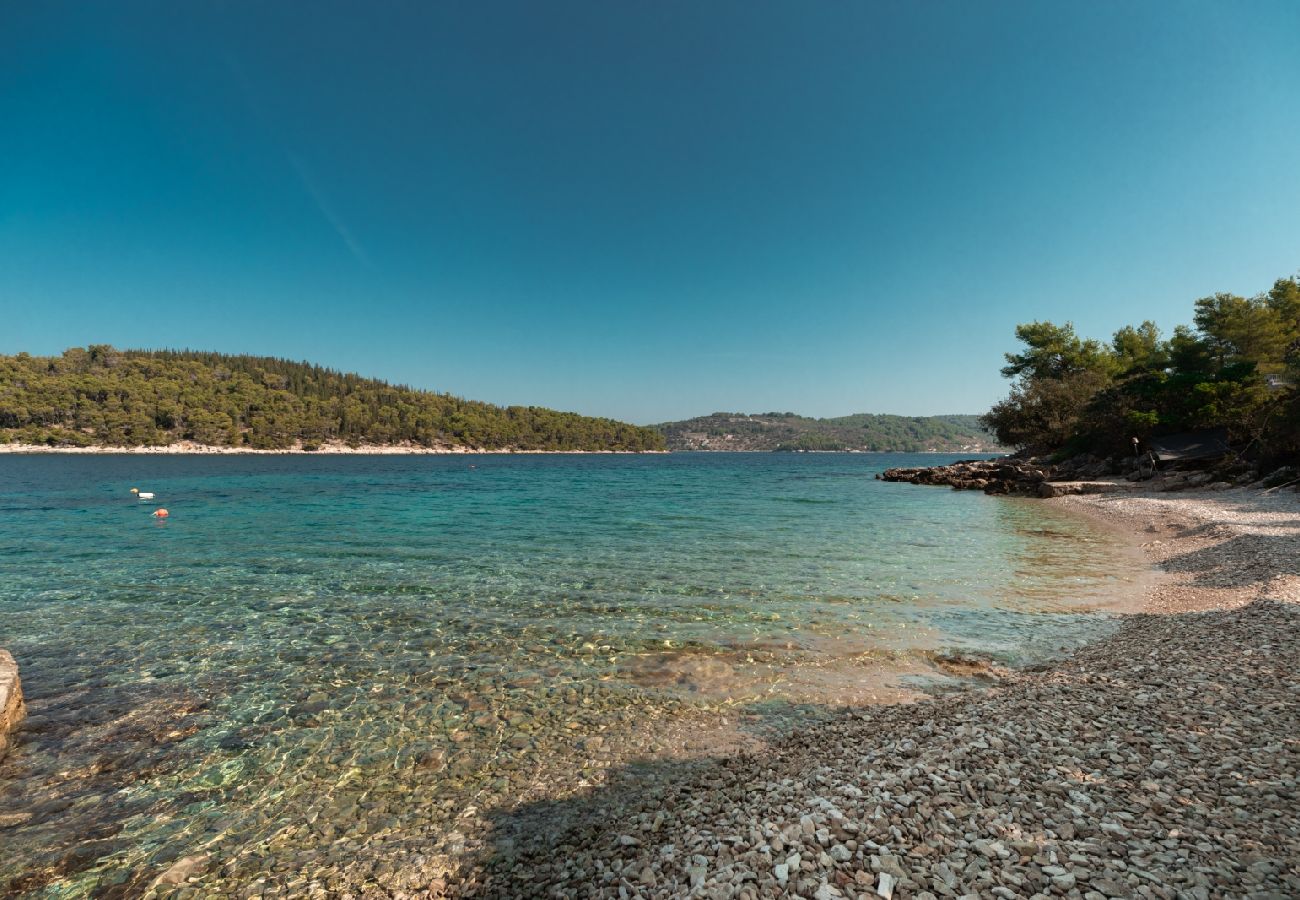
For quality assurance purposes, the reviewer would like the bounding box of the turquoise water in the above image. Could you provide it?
[0,452,1144,896]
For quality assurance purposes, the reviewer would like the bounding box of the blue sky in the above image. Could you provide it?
[2,2,1298,423]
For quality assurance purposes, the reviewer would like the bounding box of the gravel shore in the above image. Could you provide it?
[449,488,1299,899]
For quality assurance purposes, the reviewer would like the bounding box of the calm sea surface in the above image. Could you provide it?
[0,453,1145,896]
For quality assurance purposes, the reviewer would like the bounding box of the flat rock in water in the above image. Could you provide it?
[152,854,210,887]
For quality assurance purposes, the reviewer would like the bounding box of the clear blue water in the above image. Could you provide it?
[0,452,1145,896]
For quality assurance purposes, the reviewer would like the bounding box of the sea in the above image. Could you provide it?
[0,452,1147,896]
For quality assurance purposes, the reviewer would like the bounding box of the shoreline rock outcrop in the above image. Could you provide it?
[877,457,1050,495]
[0,649,24,761]
[877,453,1270,498]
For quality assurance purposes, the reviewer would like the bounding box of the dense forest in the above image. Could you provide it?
[655,412,1002,452]
[982,273,1300,466]
[0,347,666,451]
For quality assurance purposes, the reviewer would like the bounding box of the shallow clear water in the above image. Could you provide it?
[0,452,1144,896]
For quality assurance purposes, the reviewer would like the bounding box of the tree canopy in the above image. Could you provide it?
[0,347,666,452]
[982,274,1300,464]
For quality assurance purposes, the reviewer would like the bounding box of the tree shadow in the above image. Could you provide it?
[448,678,1023,897]
[454,490,1300,893]
[1159,530,1300,590]
[449,699,855,898]
[451,596,1300,898]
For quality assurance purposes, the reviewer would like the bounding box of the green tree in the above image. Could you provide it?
[1111,321,1168,375]
[0,348,666,451]
[1193,292,1289,372]
[981,370,1110,450]
[1266,276,1300,340]
[1000,322,1116,380]
[984,271,1300,462]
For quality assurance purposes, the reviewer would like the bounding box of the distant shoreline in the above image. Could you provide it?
[0,441,665,456]
[0,442,1001,456]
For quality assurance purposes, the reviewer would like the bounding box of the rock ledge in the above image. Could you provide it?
[877,457,1050,495]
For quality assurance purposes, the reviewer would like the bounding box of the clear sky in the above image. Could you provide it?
[2,2,1298,424]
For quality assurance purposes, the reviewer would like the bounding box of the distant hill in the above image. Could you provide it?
[654,412,1003,452]
[0,346,665,451]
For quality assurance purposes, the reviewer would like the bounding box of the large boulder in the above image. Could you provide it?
[0,649,24,761]
[1039,479,1130,498]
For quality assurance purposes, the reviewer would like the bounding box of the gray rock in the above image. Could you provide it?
[0,650,24,762]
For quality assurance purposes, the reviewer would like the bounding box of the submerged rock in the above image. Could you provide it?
[152,854,210,887]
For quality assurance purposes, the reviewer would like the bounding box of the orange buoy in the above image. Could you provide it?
[152,508,169,518]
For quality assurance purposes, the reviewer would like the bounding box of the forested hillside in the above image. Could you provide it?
[0,347,666,451]
[655,412,1001,452]
[982,273,1299,466]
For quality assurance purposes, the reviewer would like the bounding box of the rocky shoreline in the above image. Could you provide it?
[438,488,1299,898]
[878,458,1052,496]
[878,454,1281,499]
[877,457,1130,499]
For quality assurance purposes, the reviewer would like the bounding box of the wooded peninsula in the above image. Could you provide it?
[0,348,666,452]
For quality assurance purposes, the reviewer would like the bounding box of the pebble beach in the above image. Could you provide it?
[2,476,1296,899]
[443,488,1300,899]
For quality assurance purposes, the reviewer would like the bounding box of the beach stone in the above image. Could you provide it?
[1052,872,1077,891]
